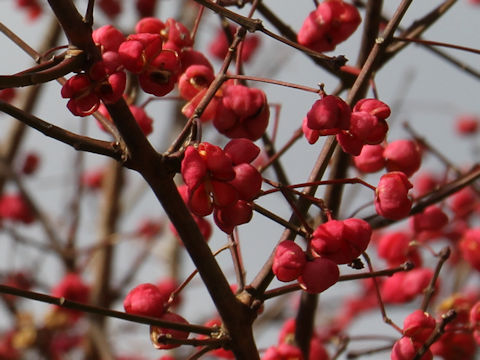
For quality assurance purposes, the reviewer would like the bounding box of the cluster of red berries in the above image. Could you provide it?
[297,0,361,53]
[354,139,422,176]
[392,292,480,360]
[180,138,262,233]
[62,18,268,142]
[273,218,372,294]
[303,96,390,156]
[391,310,437,360]
[302,95,418,220]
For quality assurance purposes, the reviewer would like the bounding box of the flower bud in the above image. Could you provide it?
[298,257,339,294]
[273,240,307,282]
[375,172,413,220]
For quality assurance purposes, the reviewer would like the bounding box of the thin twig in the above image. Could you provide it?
[420,247,450,312]
[0,284,214,335]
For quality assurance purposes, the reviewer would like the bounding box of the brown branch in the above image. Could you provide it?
[0,284,213,335]
[393,36,480,55]
[46,2,262,356]
[0,100,124,161]
[384,0,457,60]
[413,310,457,360]
[0,52,84,89]
[261,262,413,300]
[421,247,450,312]
[356,0,383,67]
[353,0,480,79]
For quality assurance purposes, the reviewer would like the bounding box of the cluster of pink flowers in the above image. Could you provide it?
[392,293,480,359]
[61,25,127,116]
[303,96,390,156]
[392,310,437,360]
[297,0,361,53]
[302,95,419,220]
[62,18,268,143]
[180,138,262,233]
[62,17,194,116]
[354,139,422,176]
[273,218,372,294]
[180,70,270,140]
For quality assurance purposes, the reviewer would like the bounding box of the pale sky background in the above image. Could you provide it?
[0,1,479,359]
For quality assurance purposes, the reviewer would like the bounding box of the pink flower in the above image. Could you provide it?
[353,144,385,173]
[375,172,413,220]
[181,143,236,216]
[383,139,422,177]
[403,310,436,342]
[213,84,270,140]
[135,17,165,35]
[178,65,215,101]
[391,337,433,360]
[410,205,448,233]
[61,61,126,117]
[298,257,339,294]
[336,131,364,156]
[170,185,213,242]
[223,138,261,165]
[431,332,476,360]
[349,111,388,145]
[449,187,478,219]
[272,240,307,282]
[180,139,262,233]
[377,231,421,267]
[124,283,168,318]
[118,33,180,96]
[213,200,253,234]
[353,98,391,120]
[381,268,434,303]
[306,95,350,135]
[311,218,372,264]
[298,0,361,53]
[92,25,125,52]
